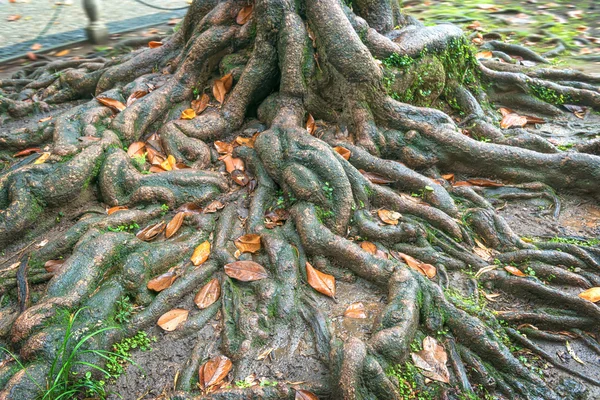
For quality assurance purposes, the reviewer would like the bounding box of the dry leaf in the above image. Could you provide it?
[501,113,528,129]
[360,170,394,184]
[56,49,70,57]
[360,241,377,254]
[30,43,43,51]
[13,148,41,157]
[157,308,188,331]
[34,152,51,164]
[476,51,493,58]
[224,261,268,281]
[213,73,233,104]
[191,241,211,266]
[7,15,21,22]
[391,251,436,278]
[194,278,221,309]
[295,389,319,400]
[578,287,600,303]
[214,141,233,155]
[136,221,166,241]
[466,179,504,187]
[305,262,335,298]
[26,52,38,61]
[192,93,210,114]
[441,173,454,182]
[199,355,232,390]
[504,266,527,277]
[306,114,316,135]
[126,90,148,107]
[166,212,185,238]
[44,259,65,273]
[481,290,501,301]
[234,234,261,254]
[411,336,450,383]
[378,209,401,225]
[181,108,196,120]
[127,142,146,158]
[96,97,126,112]
[231,169,250,186]
[107,205,128,215]
[148,41,163,48]
[344,302,367,319]
[333,146,351,160]
[236,5,254,24]
[220,154,244,173]
[147,270,178,292]
[204,200,224,213]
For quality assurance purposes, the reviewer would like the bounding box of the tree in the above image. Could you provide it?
[1,0,600,398]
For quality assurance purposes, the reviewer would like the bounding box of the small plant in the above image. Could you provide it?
[260,379,278,387]
[525,267,536,277]
[105,331,154,379]
[235,380,253,388]
[322,181,334,201]
[556,143,574,151]
[132,153,147,171]
[106,223,139,233]
[160,203,169,215]
[114,296,135,324]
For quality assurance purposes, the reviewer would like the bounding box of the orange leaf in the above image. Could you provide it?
[56,49,70,57]
[204,200,225,213]
[191,241,211,266]
[295,389,319,400]
[34,152,50,164]
[157,308,188,331]
[126,90,148,107]
[44,260,65,274]
[149,165,166,173]
[13,148,41,157]
[148,41,163,48]
[441,173,454,182]
[127,142,146,158]
[378,209,401,225]
[360,241,377,255]
[224,261,268,281]
[391,251,437,278]
[213,73,233,104]
[578,287,600,303]
[234,234,261,254]
[411,336,450,383]
[7,15,21,22]
[30,43,42,51]
[231,169,250,186]
[305,262,335,298]
[181,108,196,120]
[344,302,367,319]
[165,212,185,238]
[498,107,514,117]
[220,154,244,173]
[194,278,221,309]
[333,146,351,160]
[107,206,128,215]
[214,141,233,155]
[306,114,316,135]
[192,93,210,114]
[147,270,178,292]
[500,113,527,129]
[504,266,527,277]
[136,221,166,241]
[236,5,254,25]
[96,97,126,112]
[476,51,493,58]
[199,355,232,390]
[466,178,504,187]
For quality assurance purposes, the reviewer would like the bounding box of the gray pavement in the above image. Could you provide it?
[0,0,189,61]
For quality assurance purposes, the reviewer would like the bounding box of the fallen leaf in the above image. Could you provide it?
[199,355,232,390]
[333,146,351,160]
[476,51,493,58]
[26,52,37,61]
[96,97,126,112]
[224,261,268,281]
[147,270,178,291]
[34,152,51,164]
[578,287,600,303]
[148,41,163,48]
[56,49,70,57]
[136,221,166,241]
[13,148,41,157]
[157,308,188,331]
[126,90,148,107]
[295,389,319,400]
[391,251,436,278]
[220,154,244,173]
[236,5,254,24]
[7,15,21,22]
[166,212,185,238]
[256,347,274,361]
[214,141,233,155]
[44,259,65,273]
[504,266,527,277]
[378,209,401,225]
[501,113,527,129]
[306,114,316,135]
[191,241,211,266]
[204,200,224,213]
[231,169,250,186]
[360,241,377,254]
[411,336,450,383]
[441,173,454,182]
[127,142,146,158]
[30,43,42,51]
[213,73,233,104]
[481,290,501,301]
[194,277,221,309]
[466,178,504,187]
[360,170,394,184]
[344,302,367,319]
[107,205,128,215]
[305,262,335,298]
[192,93,210,114]
[234,234,261,254]
[181,108,196,120]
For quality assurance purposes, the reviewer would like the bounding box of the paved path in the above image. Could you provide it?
[0,0,189,61]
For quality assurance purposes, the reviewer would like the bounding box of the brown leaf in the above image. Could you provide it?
[391,251,436,278]
[34,152,50,164]
[26,52,37,61]
[107,205,128,215]
[578,287,600,303]
[224,261,268,281]
[157,308,188,331]
[56,49,70,57]
[214,141,233,155]
[504,266,527,277]
[7,15,21,22]
[306,114,316,135]
[441,173,454,182]
[44,259,65,274]
[147,270,178,292]
[498,107,514,117]
[192,93,210,115]
[220,154,244,173]
[411,336,450,383]
[191,241,211,266]
[360,241,377,255]
[181,108,196,120]
[344,302,367,319]
[194,278,221,309]
[213,73,233,104]
[13,148,41,157]
[525,115,545,124]
[221,72,233,92]
[378,209,401,225]
[199,355,232,390]
[236,5,254,25]
[177,202,203,214]
[234,135,257,148]
[476,50,493,58]
[466,178,504,187]
[126,90,148,107]
[359,170,394,184]
[148,41,163,48]
[166,212,185,238]
[127,142,146,158]
[333,146,351,160]
[501,113,527,129]
[149,165,167,173]
[204,200,225,213]
[234,234,261,254]
[136,221,166,241]
[96,97,126,113]
[231,169,250,186]
[306,262,335,298]
[295,389,319,400]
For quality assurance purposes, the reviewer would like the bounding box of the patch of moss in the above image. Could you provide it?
[529,83,571,105]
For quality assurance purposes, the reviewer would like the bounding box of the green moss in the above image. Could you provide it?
[529,84,571,105]
[547,236,600,247]
[105,331,155,379]
[83,152,105,189]
[386,362,438,400]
